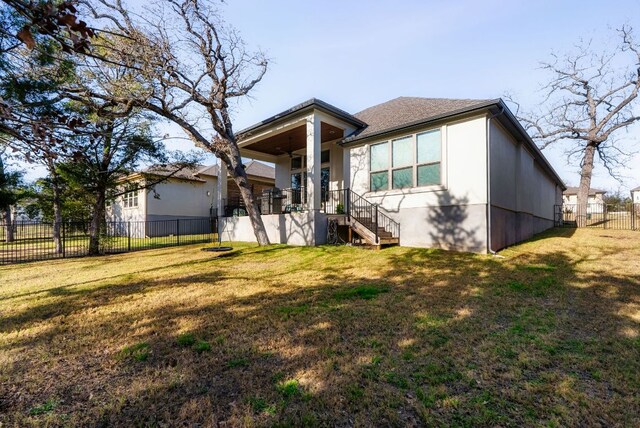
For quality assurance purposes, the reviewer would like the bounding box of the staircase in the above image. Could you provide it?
[326,189,400,247]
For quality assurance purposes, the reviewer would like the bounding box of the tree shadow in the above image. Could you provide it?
[1,235,639,426]
[427,191,484,252]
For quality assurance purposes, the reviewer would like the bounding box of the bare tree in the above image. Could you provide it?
[513,26,640,226]
[76,0,271,244]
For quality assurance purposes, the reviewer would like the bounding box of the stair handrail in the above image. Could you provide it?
[347,188,400,241]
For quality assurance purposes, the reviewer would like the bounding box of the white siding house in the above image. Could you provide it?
[109,162,274,237]
[631,186,640,204]
[220,97,565,253]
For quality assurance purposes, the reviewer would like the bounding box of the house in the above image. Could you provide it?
[109,161,274,236]
[631,186,640,204]
[562,186,606,214]
[220,97,565,253]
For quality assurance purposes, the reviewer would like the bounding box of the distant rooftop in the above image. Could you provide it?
[563,187,606,196]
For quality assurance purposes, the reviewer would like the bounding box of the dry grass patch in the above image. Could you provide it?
[0,229,639,426]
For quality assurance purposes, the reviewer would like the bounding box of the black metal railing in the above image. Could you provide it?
[260,187,307,214]
[554,203,640,230]
[322,188,400,243]
[258,186,400,243]
[0,217,217,265]
[347,189,400,243]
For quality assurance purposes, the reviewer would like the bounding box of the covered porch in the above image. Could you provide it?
[236,102,362,214]
[220,100,399,246]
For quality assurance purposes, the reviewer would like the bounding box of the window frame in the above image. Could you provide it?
[368,126,445,193]
[123,190,139,209]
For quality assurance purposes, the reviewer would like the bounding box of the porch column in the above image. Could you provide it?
[306,113,322,211]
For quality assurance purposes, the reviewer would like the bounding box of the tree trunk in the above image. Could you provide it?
[226,148,270,245]
[2,206,13,243]
[576,143,596,227]
[51,180,63,253]
[88,189,106,255]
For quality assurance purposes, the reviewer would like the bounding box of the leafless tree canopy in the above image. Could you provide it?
[74,0,271,243]
[511,26,640,226]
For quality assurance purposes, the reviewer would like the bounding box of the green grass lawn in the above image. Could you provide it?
[0,228,639,426]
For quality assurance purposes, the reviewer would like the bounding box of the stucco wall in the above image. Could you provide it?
[108,182,146,223]
[489,121,562,250]
[221,211,327,246]
[145,177,217,218]
[348,115,489,252]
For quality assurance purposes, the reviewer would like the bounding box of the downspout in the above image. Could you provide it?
[486,103,504,255]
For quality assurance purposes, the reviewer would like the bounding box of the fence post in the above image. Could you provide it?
[127,221,131,252]
[176,219,180,245]
[62,221,66,258]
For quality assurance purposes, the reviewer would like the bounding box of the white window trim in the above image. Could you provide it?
[123,190,139,209]
[367,125,447,195]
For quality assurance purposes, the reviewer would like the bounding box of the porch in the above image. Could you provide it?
[221,187,400,247]
[220,101,400,247]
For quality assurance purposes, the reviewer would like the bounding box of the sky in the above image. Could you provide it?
[22,0,640,195]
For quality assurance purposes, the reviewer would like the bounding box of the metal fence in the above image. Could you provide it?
[554,203,640,230]
[0,217,217,265]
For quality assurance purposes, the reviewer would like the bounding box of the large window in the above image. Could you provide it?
[123,190,138,208]
[369,128,442,192]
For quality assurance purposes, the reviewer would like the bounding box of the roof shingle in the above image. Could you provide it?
[348,97,495,141]
[563,186,606,196]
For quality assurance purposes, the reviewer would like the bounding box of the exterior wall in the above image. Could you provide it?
[272,142,346,191]
[108,180,147,223]
[633,190,640,203]
[348,115,489,252]
[222,211,327,246]
[562,193,605,214]
[489,121,562,250]
[145,177,217,219]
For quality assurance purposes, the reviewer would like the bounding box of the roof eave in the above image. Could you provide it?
[340,99,501,146]
[237,98,367,139]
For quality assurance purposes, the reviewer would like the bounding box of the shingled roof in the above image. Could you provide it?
[345,97,497,142]
[196,160,274,180]
[563,187,606,196]
[142,164,207,182]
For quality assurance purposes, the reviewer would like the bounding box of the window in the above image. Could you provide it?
[321,149,330,164]
[123,190,138,208]
[369,128,442,192]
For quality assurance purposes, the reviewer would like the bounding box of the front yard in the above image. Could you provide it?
[1,228,638,426]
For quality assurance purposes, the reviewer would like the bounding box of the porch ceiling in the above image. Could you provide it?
[241,122,344,156]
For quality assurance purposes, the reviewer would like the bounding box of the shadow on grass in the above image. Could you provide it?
[1,235,639,426]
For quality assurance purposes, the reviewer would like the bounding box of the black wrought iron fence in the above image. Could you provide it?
[0,217,217,265]
[554,203,640,230]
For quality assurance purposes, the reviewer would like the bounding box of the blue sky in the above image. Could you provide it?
[209,0,639,195]
[21,0,640,194]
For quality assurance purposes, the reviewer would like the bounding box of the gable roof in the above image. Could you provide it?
[563,187,606,196]
[237,98,367,138]
[141,164,207,183]
[196,160,275,180]
[345,97,496,142]
[631,185,640,192]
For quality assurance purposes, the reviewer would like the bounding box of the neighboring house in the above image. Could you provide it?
[562,187,606,214]
[109,161,274,236]
[631,186,640,204]
[221,97,565,253]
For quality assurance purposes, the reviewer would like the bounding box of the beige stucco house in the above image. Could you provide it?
[562,187,606,214]
[220,97,565,253]
[109,161,274,236]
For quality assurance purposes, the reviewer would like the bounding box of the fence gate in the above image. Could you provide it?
[554,203,640,230]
